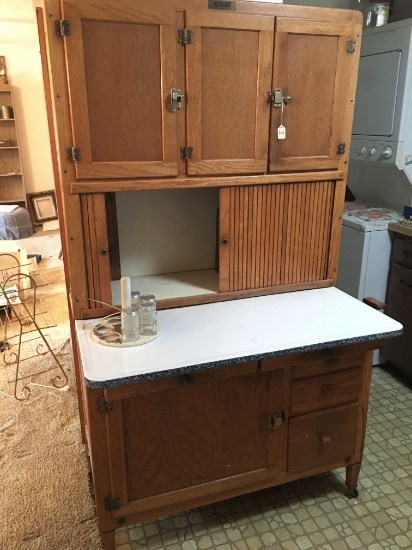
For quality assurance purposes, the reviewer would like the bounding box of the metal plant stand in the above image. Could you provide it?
[0,271,68,400]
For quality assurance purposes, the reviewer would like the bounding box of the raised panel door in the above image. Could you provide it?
[61,0,180,179]
[104,368,284,511]
[269,18,360,173]
[185,11,274,176]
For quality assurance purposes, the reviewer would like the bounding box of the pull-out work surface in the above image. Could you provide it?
[76,287,402,389]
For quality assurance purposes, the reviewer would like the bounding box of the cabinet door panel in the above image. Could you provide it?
[219,181,335,292]
[106,370,283,503]
[186,12,273,176]
[269,19,358,173]
[62,1,179,179]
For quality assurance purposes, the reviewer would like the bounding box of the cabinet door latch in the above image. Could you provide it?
[268,89,293,108]
[268,412,284,430]
[171,88,184,112]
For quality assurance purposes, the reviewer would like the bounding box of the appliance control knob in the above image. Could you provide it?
[382,146,393,159]
[360,146,367,154]
[370,147,377,155]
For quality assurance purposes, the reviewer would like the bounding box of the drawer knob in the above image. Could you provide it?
[322,385,334,397]
[268,412,284,430]
[321,434,331,446]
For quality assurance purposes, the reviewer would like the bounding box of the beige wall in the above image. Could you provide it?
[0,0,54,195]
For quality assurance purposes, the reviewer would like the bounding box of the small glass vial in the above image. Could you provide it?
[121,307,139,343]
[139,294,157,336]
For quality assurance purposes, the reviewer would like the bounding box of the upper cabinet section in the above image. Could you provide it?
[62,1,179,179]
[57,1,361,182]
[269,19,359,173]
[185,12,274,176]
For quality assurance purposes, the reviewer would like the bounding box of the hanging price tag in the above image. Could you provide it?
[277,124,286,140]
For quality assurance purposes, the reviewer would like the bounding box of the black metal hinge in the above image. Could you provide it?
[55,19,71,37]
[104,495,120,511]
[66,147,81,161]
[180,146,193,160]
[96,397,113,414]
[337,143,346,155]
[346,39,356,53]
[178,29,192,45]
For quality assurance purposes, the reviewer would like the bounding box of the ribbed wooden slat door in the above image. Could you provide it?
[219,182,335,292]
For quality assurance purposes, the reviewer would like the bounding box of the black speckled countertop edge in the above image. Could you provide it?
[84,329,403,390]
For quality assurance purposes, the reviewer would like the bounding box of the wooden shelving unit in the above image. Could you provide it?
[0,85,26,206]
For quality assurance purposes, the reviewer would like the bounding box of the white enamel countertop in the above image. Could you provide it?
[75,287,402,388]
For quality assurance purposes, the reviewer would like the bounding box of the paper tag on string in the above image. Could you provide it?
[277,125,286,140]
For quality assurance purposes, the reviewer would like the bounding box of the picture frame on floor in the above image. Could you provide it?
[27,190,58,226]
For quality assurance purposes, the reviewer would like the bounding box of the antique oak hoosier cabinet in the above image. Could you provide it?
[41,1,401,547]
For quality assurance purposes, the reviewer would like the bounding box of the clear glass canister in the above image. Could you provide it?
[364,1,389,28]
[121,307,139,342]
[139,294,157,336]
[131,290,141,310]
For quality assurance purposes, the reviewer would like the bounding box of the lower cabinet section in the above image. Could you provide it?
[83,342,376,548]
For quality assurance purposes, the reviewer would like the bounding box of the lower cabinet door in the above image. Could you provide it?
[287,403,358,473]
[105,368,284,510]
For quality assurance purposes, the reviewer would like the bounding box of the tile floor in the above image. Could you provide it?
[115,366,412,550]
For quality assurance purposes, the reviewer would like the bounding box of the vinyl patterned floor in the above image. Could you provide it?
[115,366,412,550]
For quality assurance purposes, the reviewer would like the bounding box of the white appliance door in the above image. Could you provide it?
[352,50,401,137]
[336,225,370,300]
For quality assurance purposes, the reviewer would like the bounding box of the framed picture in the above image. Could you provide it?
[27,190,58,225]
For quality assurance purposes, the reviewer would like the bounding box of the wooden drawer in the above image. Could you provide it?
[392,235,412,268]
[290,367,362,415]
[287,403,357,472]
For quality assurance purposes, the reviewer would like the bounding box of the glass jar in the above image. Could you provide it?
[139,294,157,336]
[131,290,140,310]
[364,1,389,28]
[121,307,139,342]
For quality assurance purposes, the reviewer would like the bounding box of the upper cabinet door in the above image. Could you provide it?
[185,12,274,176]
[61,1,179,179]
[269,19,358,173]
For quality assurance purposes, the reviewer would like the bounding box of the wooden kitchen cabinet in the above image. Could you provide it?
[77,332,384,549]
[42,0,362,317]
[41,3,371,548]
[57,0,360,182]
[384,232,412,381]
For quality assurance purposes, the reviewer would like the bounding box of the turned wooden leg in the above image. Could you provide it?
[345,462,362,498]
[100,530,115,550]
